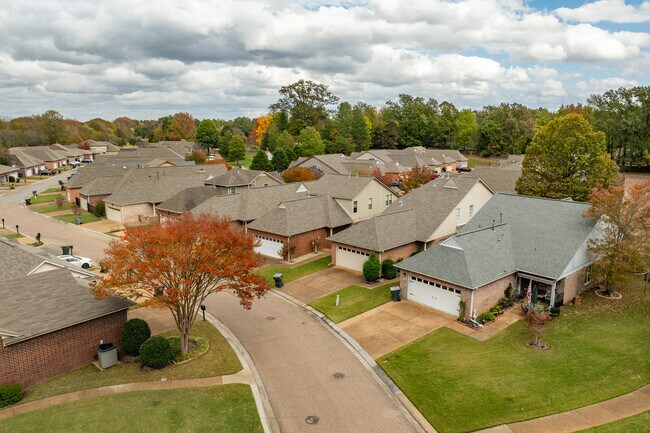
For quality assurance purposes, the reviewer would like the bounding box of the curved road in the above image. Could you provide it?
[1,177,418,432]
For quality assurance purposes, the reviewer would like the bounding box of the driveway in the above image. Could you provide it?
[278,267,364,303]
[339,300,455,359]
[204,291,418,433]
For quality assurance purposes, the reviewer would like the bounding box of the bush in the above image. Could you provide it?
[549,306,561,317]
[479,312,496,322]
[381,259,397,279]
[363,253,381,282]
[0,384,22,408]
[410,248,423,257]
[95,200,106,217]
[8,176,16,182]
[140,336,173,369]
[120,318,151,356]
[489,304,504,315]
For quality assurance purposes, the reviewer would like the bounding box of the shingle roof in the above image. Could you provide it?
[471,166,521,194]
[207,169,283,187]
[9,149,44,168]
[50,143,86,158]
[307,173,387,200]
[83,140,121,152]
[0,164,19,175]
[66,166,129,189]
[396,194,597,288]
[0,268,132,345]
[290,154,350,174]
[98,147,184,161]
[12,146,65,162]
[156,186,224,213]
[328,208,418,251]
[79,176,124,197]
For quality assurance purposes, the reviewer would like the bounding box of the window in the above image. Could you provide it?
[385,194,392,206]
[316,164,321,170]
[584,265,592,285]
[263,183,269,187]
[469,204,474,218]
[368,197,373,210]
[228,187,236,195]
[454,207,461,222]
[352,200,358,214]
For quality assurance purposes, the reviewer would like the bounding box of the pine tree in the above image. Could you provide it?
[250,149,271,171]
[272,148,290,171]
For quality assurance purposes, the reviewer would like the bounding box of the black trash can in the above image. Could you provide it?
[273,273,284,288]
[25,198,31,205]
[61,245,71,255]
[390,286,401,302]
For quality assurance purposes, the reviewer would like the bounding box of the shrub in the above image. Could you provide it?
[0,384,22,408]
[458,300,467,320]
[549,306,561,317]
[10,184,15,190]
[504,283,513,299]
[8,176,16,182]
[489,304,504,315]
[381,259,397,279]
[363,253,381,282]
[410,248,423,257]
[120,318,151,356]
[54,194,66,209]
[479,312,496,322]
[95,200,106,217]
[140,336,172,369]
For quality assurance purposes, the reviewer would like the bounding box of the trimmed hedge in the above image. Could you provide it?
[381,259,397,279]
[140,336,172,369]
[0,384,22,408]
[363,253,381,283]
[120,318,151,356]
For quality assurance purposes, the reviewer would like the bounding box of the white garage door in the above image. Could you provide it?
[407,275,461,316]
[25,168,33,177]
[254,235,283,259]
[80,196,88,211]
[106,206,122,223]
[336,245,370,272]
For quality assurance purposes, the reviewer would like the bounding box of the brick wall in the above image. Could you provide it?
[381,242,420,262]
[67,188,81,203]
[560,266,594,304]
[0,310,127,387]
[248,227,330,259]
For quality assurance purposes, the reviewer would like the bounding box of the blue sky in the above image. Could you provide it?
[0,0,647,120]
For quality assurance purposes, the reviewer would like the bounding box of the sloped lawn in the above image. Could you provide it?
[53,211,102,224]
[379,277,650,433]
[577,411,650,433]
[32,203,75,213]
[256,256,331,286]
[309,283,393,323]
[0,385,262,433]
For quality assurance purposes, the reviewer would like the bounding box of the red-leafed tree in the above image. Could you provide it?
[78,141,91,150]
[370,165,396,186]
[282,166,320,183]
[401,165,434,193]
[94,213,268,355]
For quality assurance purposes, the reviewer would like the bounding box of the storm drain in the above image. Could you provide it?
[266,316,276,321]
[332,372,345,380]
[305,416,319,425]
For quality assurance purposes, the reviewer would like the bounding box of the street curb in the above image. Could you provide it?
[205,311,281,433]
[20,203,114,241]
[271,289,437,433]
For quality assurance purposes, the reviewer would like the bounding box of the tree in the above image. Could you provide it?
[524,306,551,349]
[35,110,65,144]
[477,103,536,154]
[94,213,268,355]
[454,110,479,149]
[325,135,354,155]
[78,141,91,150]
[297,126,325,157]
[349,105,371,151]
[185,150,207,164]
[232,117,253,136]
[254,115,273,146]
[384,94,439,148]
[585,180,650,294]
[0,144,9,166]
[363,253,381,282]
[167,112,196,141]
[282,166,319,183]
[227,135,246,164]
[196,119,220,149]
[401,165,434,193]
[250,149,272,171]
[516,114,619,201]
[371,165,397,187]
[270,80,339,134]
[271,148,290,171]
[372,120,399,149]
[55,194,66,209]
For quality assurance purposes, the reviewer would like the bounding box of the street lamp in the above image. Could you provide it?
[1,218,4,229]
[200,304,206,321]
[15,225,19,235]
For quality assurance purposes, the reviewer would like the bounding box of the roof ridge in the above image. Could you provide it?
[496,192,590,206]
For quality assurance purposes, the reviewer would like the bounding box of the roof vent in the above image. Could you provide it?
[500,213,503,223]
[492,219,495,230]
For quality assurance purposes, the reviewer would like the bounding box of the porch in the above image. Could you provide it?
[515,272,563,308]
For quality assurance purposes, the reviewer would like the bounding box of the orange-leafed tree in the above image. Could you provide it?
[282,166,319,183]
[585,179,650,295]
[94,213,268,355]
[370,165,396,187]
[167,112,196,141]
[401,165,434,193]
[254,114,273,146]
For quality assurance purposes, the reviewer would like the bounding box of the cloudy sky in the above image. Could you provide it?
[0,0,648,120]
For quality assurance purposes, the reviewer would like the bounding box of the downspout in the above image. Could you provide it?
[550,281,557,307]
[469,289,475,319]
[244,221,248,234]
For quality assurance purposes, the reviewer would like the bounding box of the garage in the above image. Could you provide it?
[79,196,88,211]
[106,206,122,224]
[254,235,284,259]
[335,245,370,272]
[407,275,461,316]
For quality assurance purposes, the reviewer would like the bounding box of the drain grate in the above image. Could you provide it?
[305,416,319,425]
[332,372,345,380]
[266,316,276,321]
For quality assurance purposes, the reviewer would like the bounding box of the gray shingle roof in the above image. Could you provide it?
[0,164,19,175]
[0,268,132,345]
[328,208,418,251]
[12,146,66,163]
[9,149,44,168]
[207,169,283,187]
[289,154,350,174]
[50,143,86,158]
[156,186,224,213]
[471,166,521,194]
[95,147,184,162]
[66,166,129,189]
[396,194,597,288]
[307,173,387,200]
[79,176,124,197]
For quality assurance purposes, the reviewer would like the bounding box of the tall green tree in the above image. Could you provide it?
[384,94,439,148]
[349,105,371,151]
[454,110,479,149]
[372,120,398,149]
[270,80,339,134]
[477,103,536,154]
[232,117,254,136]
[35,110,65,144]
[271,148,290,171]
[250,149,272,171]
[297,126,325,157]
[516,114,619,201]
[227,135,246,165]
[196,119,220,149]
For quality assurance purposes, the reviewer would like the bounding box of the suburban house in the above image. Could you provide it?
[8,149,46,177]
[50,143,86,163]
[0,164,20,183]
[328,176,494,271]
[65,144,99,161]
[103,165,229,224]
[91,146,189,167]
[78,176,125,214]
[204,169,284,195]
[353,147,468,172]
[395,194,599,318]
[289,154,378,175]
[0,239,132,387]
[65,166,129,204]
[10,146,68,170]
[80,139,121,155]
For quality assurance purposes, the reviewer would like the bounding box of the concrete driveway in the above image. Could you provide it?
[339,300,455,359]
[279,267,364,303]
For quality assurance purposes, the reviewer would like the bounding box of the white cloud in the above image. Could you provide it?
[555,0,650,24]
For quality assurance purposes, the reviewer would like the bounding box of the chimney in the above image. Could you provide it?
[492,219,495,230]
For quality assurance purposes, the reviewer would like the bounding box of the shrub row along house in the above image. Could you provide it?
[0,238,132,387]
[395,194,599,318]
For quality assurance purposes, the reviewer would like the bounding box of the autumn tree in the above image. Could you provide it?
[524,306,551,349]
[250,149,272,171]
[371,165,397,186]
[94,213,268,355]
[167,112,196,141]
[254,115,273,146]
[282,166,319,183]
[516,114,619,201]
[35,110,65,144]
[401,165,434,193]
[0,144,10,166]
[270,80,339,134]
[185,150,207,164]
[228,135,246,164]
[78,141,91,150]
[585,180,650,295]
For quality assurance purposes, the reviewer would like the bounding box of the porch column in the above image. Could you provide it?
[516,276,521,297]
[550,281,557,306]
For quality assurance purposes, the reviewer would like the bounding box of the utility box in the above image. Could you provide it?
[98,343,118,369]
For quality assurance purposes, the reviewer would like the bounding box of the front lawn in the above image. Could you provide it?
[379,277,650,433]
[25,321,242,402]
[53,212,103,224]
[32,203,75,213]
[577,411,650,433]
[42,187,62,193]
[28,194,59,204]
[256,256,331,286]
[0,385,262,433]
[309,283,394,323]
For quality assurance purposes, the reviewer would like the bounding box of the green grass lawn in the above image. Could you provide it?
[41,187,63,194]
[0,385,262,433]
[24,321,242,402]
[31,203,75,213]
[28,194,59,204]
[227,151,256,169]
[256,256,331,286]
[379,277,650,433]
[1,233,24,239]
[309,283,394,323]
[53,211,103,224]
[577,411,650,432]
[467,156,499,168]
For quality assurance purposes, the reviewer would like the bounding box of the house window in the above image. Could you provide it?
[352,200,358,214]
[584,265,592,285]
[454,207,460,222]
[263,183,269,187]
[316,164,321,170]
[368,197,373,210]
[469,204,474,218]
[228,187,236,195]
[385,194,392,206]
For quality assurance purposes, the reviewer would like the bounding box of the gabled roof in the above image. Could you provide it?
[66,166,129,189]
[396,194,597,288]
[0,164,19,175]
[97,147,184,161]
[156,186,223,214]
[11,146,66,162]
[471,166,521,194]
[79,176,124,197]
[206,169,283,187]
[307,173,395,200]
[247,194,353,236]
[290,154,350,174]
[83,139,120,152]
[50,143,86,158]
[9,149,44,168]
[328,208,418,251]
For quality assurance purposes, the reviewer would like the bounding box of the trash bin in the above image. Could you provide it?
[32,190,37,197]
[74,215,82,225]
[61,245,71,255]
[25,198,31,205]
[273,273,284,288]
[390,286,401,302]
[98,343,118,369]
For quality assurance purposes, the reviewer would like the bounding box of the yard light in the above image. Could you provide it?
[15,225,19,235]
[200,304,206,321]
[1,218,4,229]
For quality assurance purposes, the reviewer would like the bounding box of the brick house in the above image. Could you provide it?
[396,194,599,319]
[204,169,284,195]
[8,149,45,177]
[0,240,132,387]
